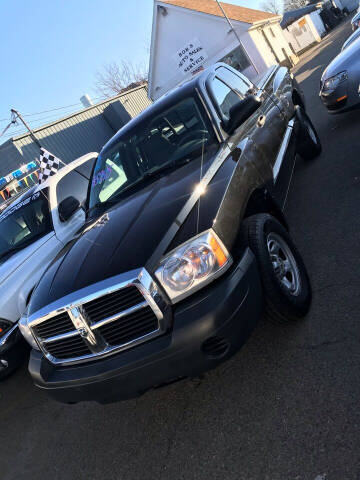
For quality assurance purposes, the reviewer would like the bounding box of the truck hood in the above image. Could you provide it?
[0,233,56,287]
[29,147,235,314]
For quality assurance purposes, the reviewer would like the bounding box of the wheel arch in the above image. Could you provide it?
[243,188,289,231]
[26,288,35,306]
[292,89,305,110]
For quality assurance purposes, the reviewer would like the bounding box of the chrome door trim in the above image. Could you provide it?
[196,87,224,143]
[273,117,295,182]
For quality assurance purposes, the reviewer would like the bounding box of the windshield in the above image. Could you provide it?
[88,95,216,214]
[0,190,52,261]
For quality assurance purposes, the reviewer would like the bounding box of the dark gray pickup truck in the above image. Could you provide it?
[20,63,321,403]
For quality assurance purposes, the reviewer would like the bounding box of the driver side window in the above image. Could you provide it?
[211,77,241,119]
[216,67,254,98]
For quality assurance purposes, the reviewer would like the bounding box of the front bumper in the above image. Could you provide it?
[29,249,263,404]
[320,80,360,113]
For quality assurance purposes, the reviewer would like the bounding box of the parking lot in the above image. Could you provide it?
[1,18,360,480]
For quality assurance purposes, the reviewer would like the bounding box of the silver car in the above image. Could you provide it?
[351,10,360,30]
[320,36,360,113]
[342,27,360,50]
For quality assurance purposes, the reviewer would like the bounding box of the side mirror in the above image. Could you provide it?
[223,95,262,135]
[58,196,80,222]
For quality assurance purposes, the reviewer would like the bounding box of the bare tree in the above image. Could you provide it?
[260,0,283,15]
[95,60,148,97]
[283,0,308,12]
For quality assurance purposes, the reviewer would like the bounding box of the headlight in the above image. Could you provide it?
[156,229,232,303]
[18,313,40,350]
[322,71,348,91]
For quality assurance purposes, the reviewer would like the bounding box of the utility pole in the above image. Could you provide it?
[215,0,259,74]
[10,110,90,180]
[10,109,42,148]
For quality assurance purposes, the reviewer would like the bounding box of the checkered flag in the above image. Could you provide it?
[38,148,61,184]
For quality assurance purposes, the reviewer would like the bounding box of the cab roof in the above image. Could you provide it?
[100,63,224,156]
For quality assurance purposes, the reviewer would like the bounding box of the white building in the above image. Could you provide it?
[281,6,326,54]
[148,0,298,100]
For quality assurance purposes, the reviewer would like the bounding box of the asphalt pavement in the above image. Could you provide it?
[1,19,360,480]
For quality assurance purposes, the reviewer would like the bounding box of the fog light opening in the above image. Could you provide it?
[202,336,230,359]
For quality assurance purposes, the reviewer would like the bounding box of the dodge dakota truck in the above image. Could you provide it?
[20,63,321,403]
[0,153,97,379]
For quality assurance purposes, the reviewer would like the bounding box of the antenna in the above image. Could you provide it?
[215,0,259,74]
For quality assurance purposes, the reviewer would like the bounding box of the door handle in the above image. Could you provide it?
[257,115,266,128]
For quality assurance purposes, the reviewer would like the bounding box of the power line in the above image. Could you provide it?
[0,104,104,139]
[20,94,110,118]
[0,103,82,124]
[0,110,83,133]
[0,91,125,140]
[22,102,86,117]
[0,94,111,125]
[19,108,94,126]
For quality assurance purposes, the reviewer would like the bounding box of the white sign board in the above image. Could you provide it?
[173,38,208,76]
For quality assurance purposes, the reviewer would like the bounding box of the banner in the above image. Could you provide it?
[0,160,38,188]
[0,170,39,203]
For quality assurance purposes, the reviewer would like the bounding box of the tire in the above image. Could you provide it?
[245,214,312,323]
[296,107,322,160]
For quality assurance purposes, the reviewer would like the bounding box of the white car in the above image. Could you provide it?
[0,152,97,379]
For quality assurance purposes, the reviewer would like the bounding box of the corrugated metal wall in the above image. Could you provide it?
[0,140,24,175]
[0,85,152,176]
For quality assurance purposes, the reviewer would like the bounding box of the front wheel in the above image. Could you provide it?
[296,108,322,160]
[245,214,312,323]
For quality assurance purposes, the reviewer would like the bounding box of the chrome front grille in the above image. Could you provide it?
[32,312,75,339]
[97,306,158,346]
[29,270,166,365]
[83,286,144,324]
[45,335,92,360]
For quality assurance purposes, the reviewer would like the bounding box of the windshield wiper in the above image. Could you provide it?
[141,160,179,178]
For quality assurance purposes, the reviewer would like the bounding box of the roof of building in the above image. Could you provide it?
[0,84,152,177]
[12,84,150,142]
[160,0,278,24]
[281,5,318,29]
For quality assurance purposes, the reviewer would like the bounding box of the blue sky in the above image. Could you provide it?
[0,0,262,142]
